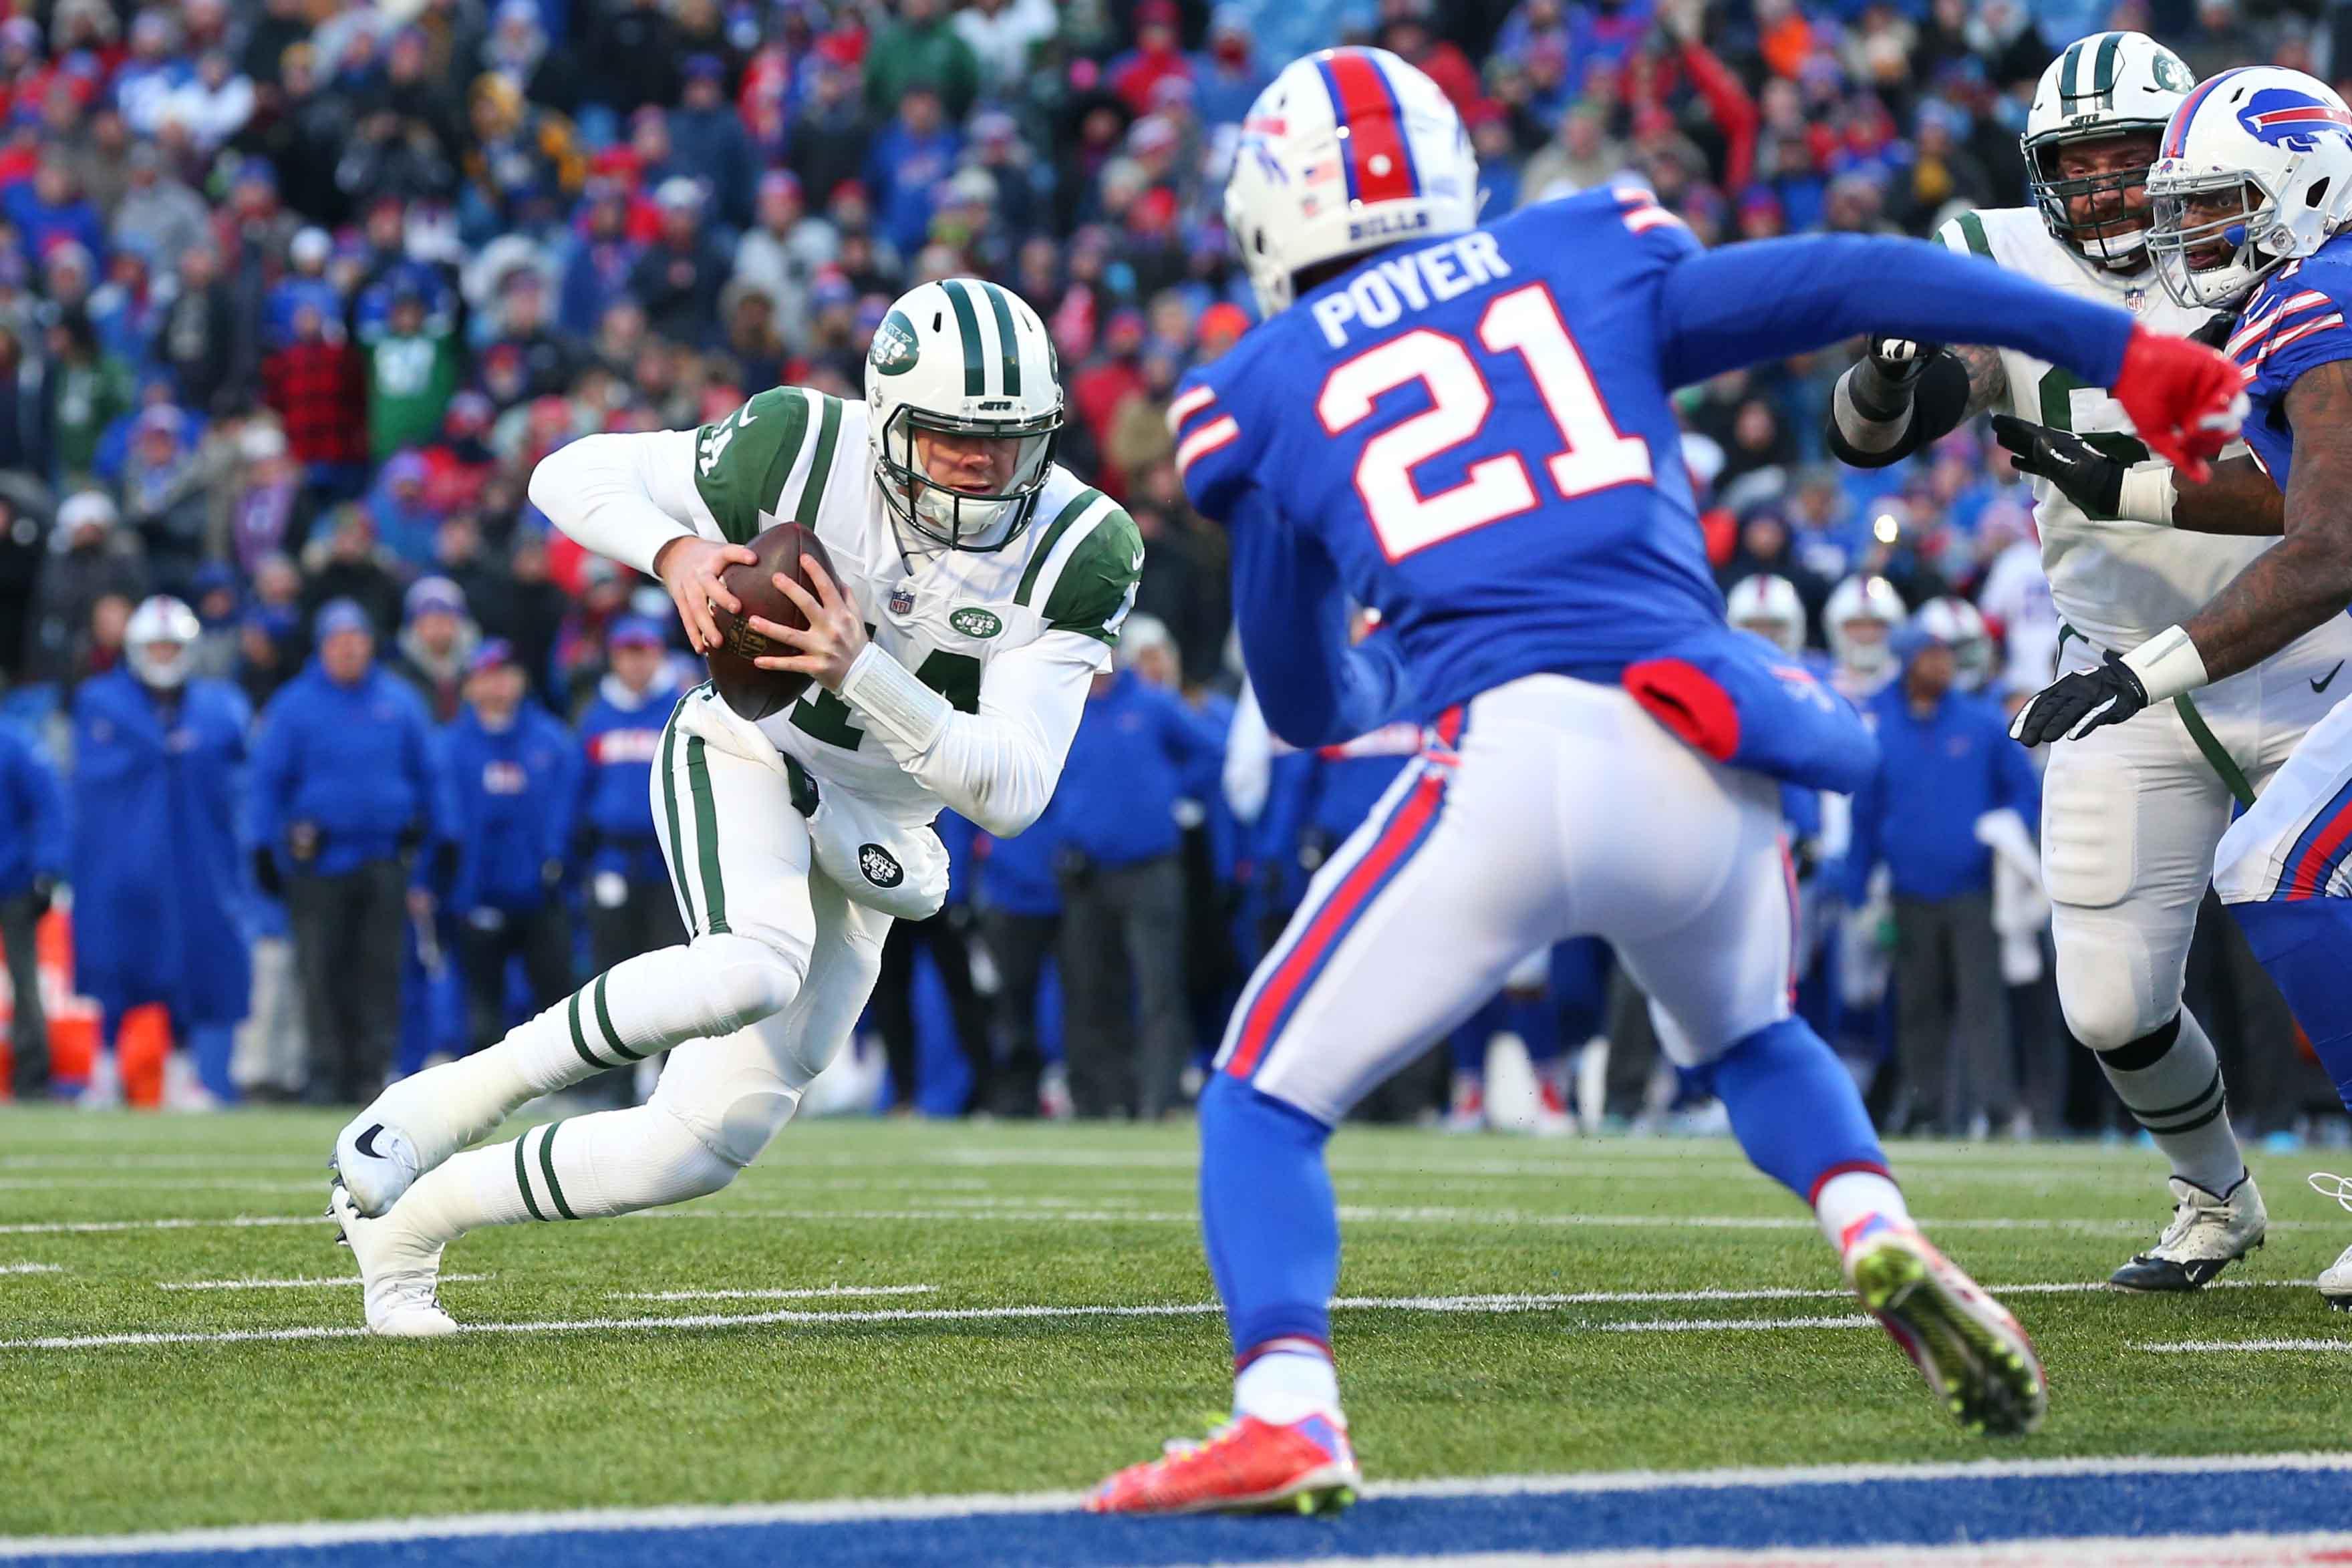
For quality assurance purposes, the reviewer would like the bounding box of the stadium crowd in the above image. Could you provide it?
[0,0,2345,1132]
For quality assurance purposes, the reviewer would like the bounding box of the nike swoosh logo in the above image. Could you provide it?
[2315,662,2344,694]
[354,1124,386,1159]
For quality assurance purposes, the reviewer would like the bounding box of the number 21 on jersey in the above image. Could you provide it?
[1317,281,1650,561]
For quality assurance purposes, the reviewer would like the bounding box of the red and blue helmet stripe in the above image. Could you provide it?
[2163,67,2244,159]
[1312,48,1422,207]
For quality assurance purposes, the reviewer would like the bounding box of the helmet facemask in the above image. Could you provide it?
[2148,170,2292,309]
[876,403,1060,553]
[2027,125,2166,268]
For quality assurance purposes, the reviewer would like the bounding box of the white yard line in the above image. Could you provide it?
[156,1274,490,1292]
[0,1262,61,1275]
[1592,1314,1874,1333]
[6,1453,2350,1559]
[608,1284,938,1302]
[2135,1338,2352,1354]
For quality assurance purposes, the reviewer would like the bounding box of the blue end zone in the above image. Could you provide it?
[17,1462,2352,1568]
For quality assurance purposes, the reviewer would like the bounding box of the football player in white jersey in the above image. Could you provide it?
[1827,33,2352,1289]
[324,279,1141,1335]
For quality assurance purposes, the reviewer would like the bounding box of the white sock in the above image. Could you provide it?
[1233,1344,1343,1426]
[390,1104,743,1248]
[2093,1010,2246,1197]
[1815,1169,1912,1251]
[368,937,800,1172]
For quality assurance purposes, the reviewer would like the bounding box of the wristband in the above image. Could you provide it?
[2115,466,2178,526]
[837,643,951,754]
[2121,625,2209,703]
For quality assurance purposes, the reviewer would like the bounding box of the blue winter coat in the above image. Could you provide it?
[976,802,1062,918]
[71,671,253,1029]
[1054,671,1225,871]
[0,724,65,897]
[249,661,444,877]
[444,701,579,915]
[1844,684,2041,904]
[574,673,682,886]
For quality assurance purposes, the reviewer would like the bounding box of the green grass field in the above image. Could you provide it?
[4,1107,2349,1541]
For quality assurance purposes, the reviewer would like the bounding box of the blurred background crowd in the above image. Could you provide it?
[0,0,2347,1137]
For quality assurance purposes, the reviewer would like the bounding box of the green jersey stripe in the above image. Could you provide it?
[658,707,696,935]
[537,1124,578,1221]
[686,735,729,935]
[1956,212,1993,259]
[2091,33,2121,105]
[940,279,986,398]
[980,282,1022,397]
[591,971,642,1062]
[794,394,845,528]
[2057,40,2083,103]
[514,1134,547,1221]
[1016,487,1105,607]
[567,988,607,1071]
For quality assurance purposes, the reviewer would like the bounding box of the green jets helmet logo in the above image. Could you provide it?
[2152,53,2190,92]
[949,607,1003,639]
[870,311,920,375]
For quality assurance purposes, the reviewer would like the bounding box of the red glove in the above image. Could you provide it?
[2113,323,2249,482]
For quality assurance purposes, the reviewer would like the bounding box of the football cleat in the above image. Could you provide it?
[1086,1413,1360,1516]
[1444,1075,1486,1134]
[332,1116,423,1219]
[1843,1214,2047,1437]
[2307,1173,2352,1311]
[327,1182,458,1338]
[2109,1174,2266,1292]
[1531,1076,1576,1138]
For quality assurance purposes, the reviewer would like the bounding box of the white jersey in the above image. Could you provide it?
[1936,206,2266,655]
[682,387,1138,820]
[527,385,1140,836]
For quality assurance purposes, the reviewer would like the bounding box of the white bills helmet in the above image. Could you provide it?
[2146,66,2352,308]
[1725,573,1806,656]
[1223,46,1479,317]
[866,278,1064,552]
[1915,597,1993,691]
[2022,32,2194,267]
[1825,574,1905,681]
[125,594,200,690]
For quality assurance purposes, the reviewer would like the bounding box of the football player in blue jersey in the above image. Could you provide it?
[1087,46,2249,1515]
[2001,67,2352,1310]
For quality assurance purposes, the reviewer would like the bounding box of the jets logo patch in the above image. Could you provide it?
[949,607,1003,639]
[857,843,905,889]
[869,311,920,375]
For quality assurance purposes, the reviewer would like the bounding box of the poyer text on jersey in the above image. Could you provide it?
[1309,232,1511,349]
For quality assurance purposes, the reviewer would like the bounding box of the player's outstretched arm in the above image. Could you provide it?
[1825,338,1982,470]
[1658,235,2243,476]
[2013,362,2352,748]
[1991,417,2285,535]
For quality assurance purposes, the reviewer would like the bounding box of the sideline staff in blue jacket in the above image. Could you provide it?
[0,723,64,1096]
[444,639,579,1056]
[574,618,687,1001]
[249,598,443,1103]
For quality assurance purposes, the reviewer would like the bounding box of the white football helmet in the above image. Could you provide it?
[2147,66,2352,308]
[1223,46,1479,317]
[1825,574,1905,681]
[125,594,200,690]
[865,277,1064,551]
[1914,597,1993,691]
[2021,31,2194,267]
[1726,573,1806,656]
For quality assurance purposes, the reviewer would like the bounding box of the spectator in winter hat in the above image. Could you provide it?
[627,179,731,349]
[7,152,104,262]
[1191,7,1268,129]
[670,55,757,232]
[865,84,962,259]
[388,573,478,724]
[865,0,980,123]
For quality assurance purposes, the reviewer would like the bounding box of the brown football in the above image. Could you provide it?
[706,522,837,721]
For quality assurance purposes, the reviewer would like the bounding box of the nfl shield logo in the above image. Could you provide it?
[889,583,916,615]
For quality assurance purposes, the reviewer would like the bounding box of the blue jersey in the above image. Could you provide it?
[2230,230,2352,487]
[1174,188,2140,750]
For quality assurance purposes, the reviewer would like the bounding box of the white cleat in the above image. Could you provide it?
[2307,1174,2352,1311]
[2109,1173,2267,1292]
[327,1183,458,1338]
[332,1116,423,1219]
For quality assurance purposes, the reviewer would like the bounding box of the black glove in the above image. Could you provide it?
[1991,414,2125,516]
[2010,651,2150,747]
[28,876,55,919]
[1849,335,1941,420]
[253,846,283,899]
[2190,313,2238,350]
